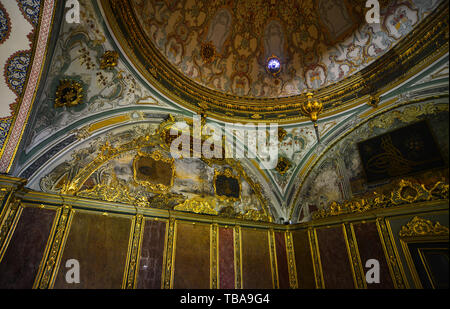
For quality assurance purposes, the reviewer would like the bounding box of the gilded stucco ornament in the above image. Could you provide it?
[48,117,273,222]
[100,50,119,69]
[312,179,449,219]
[174,197,218,215]
[367,95,380,108]
[278,127,287,142]
[399,216,449,238]
[54,80,83,108]
[275,157,291,175]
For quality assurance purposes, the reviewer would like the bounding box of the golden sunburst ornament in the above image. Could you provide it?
[201,41,216,63]
[54,79,83,108]
[100,51,119,70]
[276,157,291,175]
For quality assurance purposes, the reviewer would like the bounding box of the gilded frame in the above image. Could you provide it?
[132,150,175,194]
[213,169,242,202]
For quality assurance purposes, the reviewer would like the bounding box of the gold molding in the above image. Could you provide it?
[377,217,408,289]
[174,198,218,216]
[343,223,367,289]
[234,225,243,289]
[268,229,279,289]
[398,217,449,289]
[163,217,176,289]
[0,198,23,264]
[308,228,324,289]
[210,223,219,289]
[123,214,144,289]
[284,231,298,289]
[34,205,74,289]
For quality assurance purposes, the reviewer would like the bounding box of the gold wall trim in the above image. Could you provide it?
[0,199,23,264]
[1,176,448,289]
[376,217,408,289]
[163,217,176,289]
[87,114,131,134]
[268,229,279,289]
[34,205,74,289]
[285,231,298,289]
[210,223,219,289]
[308,228,324,289]
[123,214,145,289]
[234,225,243,289]
[343,223,367,289]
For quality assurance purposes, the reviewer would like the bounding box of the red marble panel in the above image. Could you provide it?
[136,219,167,289]
[274,232,290,289]
[316,226,355,289]
[173,222,210,289]
[352,222,394,289]
[53,211,132,289]
[241,228,272,289]
[0,207,56,288]
[219,226,234,289]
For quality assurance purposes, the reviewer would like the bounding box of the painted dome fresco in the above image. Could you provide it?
[102,0,443,121]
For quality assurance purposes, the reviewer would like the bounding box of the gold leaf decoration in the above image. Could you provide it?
[312,179,449,220]
[174,197,218,215]
[54,79,83,108]
[100,50,119,69]
[399,216,449,238]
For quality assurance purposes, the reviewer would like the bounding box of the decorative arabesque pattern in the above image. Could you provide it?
[0,2,11,44]
[16,0,40,27]
[4,50,31,96]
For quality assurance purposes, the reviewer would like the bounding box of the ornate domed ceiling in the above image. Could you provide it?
[130,0,366,98]
[101,0,443,122]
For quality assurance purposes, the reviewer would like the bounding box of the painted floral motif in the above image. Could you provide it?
[17,0,40,27]
[4,50,31,96]
[0,2,11,45]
